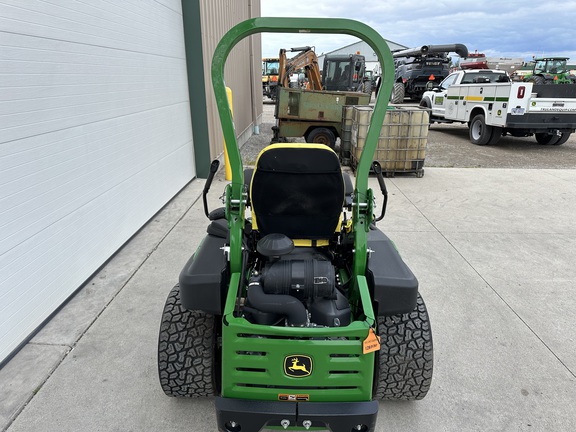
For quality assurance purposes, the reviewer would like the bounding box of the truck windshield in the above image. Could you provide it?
[439,73,458,89]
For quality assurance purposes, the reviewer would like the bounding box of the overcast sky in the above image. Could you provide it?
[260,1,576,62]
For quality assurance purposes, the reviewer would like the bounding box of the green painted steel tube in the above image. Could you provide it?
[211,18,394,278]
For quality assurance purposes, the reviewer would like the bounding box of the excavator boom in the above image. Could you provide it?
[278,46,323,90]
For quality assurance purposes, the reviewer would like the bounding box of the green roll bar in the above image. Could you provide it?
[211,17,394,284]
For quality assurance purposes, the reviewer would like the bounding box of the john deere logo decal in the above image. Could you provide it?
[284,355,312,378]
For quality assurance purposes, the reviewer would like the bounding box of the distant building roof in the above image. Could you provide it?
[317,38,407,70]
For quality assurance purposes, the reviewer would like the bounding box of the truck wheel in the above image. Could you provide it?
[469,114,494,145]
[419,98,433,123]
[158,285,218,397]
[535,133,561,145]
[306,127,336,149]
[487,126,503,145]
[390,82,405,104]
[374,293,433,400]
[554,132,571,145]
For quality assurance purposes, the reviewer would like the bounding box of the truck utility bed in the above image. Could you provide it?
[422,69,576,145]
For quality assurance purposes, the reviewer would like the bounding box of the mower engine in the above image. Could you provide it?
[244,234,351,328]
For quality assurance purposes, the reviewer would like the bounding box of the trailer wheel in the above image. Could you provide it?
[390,82,405,104]
[374,293,433,400]
[554,132,571,145]
[469,114,494,145]
[535,133,561,145]
[158,285,219,397]
[306,127,336,149]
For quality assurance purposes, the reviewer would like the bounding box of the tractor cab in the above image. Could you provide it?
[322,54,366,92]
[526,57,576,84]
[534,57,568,75]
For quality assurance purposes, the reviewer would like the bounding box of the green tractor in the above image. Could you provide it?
[524,57,576,84]
[157,18,433,432]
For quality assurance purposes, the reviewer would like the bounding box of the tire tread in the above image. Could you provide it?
[158,285,215,397]
[374,294,433,401]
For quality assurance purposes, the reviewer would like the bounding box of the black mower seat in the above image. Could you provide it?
[250,144,344,241]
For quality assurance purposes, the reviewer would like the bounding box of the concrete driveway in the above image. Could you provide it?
[2,164,575,431]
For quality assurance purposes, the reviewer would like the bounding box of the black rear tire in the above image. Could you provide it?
[158,285,218,397]
[528,75,547,85]
[469,113,493,145]
[487,126,503,145]
[535,133,561,145]
[554,132,571,145]
[363,80,373,96]
[390,82,405,104]
[306,127,336,149]
[374,293,433,400]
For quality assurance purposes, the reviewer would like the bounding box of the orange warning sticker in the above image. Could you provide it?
[362,328,381,354]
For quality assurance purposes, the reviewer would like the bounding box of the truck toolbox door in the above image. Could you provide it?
[432,88,448,117]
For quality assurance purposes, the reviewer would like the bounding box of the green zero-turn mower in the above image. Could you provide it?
[158,18,433,432]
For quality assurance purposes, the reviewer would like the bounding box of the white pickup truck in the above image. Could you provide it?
[420,69,576,145]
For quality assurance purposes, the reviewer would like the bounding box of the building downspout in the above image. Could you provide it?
[248,0,260,135]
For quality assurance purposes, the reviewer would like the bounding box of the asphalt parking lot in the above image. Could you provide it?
[1,101,576,432]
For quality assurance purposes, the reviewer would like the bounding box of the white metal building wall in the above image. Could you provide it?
[0,0,195,363]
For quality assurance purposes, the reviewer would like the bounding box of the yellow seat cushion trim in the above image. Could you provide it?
[293,239,330,247]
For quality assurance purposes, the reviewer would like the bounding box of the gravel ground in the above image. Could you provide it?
[239,101,576,170]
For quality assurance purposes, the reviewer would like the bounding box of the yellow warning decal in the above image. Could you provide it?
[465,96,483,101]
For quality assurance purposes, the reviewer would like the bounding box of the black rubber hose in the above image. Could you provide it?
[247,278,308,327]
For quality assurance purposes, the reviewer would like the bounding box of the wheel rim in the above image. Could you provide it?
[314,134,331,145]
[471,119,482,141]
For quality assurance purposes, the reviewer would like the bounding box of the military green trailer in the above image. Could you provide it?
[272,87,370,149]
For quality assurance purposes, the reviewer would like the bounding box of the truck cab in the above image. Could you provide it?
[420,70,510,122]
